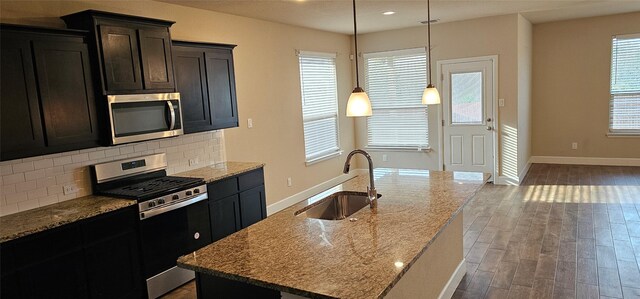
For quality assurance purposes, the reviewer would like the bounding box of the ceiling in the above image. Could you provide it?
[156,0,640,34]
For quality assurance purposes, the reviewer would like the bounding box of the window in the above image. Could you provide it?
[610,33,640,135]
[298,51,341,163]
[364,48,429,148]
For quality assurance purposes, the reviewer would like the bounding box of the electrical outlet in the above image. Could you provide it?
[287,177,292,187]
[382,154,388,162]
[189,157,199,166]
[247,118,253,128]
[499,98,505,107]
[572,142,578,150]
[63,184,79,195]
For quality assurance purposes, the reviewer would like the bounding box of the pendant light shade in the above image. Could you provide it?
[422,84,441,105]
[423,0,440,105]
[346,87,372,116]
[346,0,372,117]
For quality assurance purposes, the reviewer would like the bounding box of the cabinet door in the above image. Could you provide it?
[205,50,238,129]
[84,232,142,299]
[82,207,142,299]
[33,40,100,149]
[14,251,89,299]
[99,25,143,92]
[173,48,213,133]
[209,194,241,242]
[186,199,213,252]
[0,38,46,159]
[239,185,267,229]
[138,28,175,91]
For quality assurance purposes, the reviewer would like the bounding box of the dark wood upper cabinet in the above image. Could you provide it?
[62,10,176,95]
[98,25,143,91]
[32,40,100,148]
[139,28,175,90]
[0,37,46,157]
[173,41,239,133]
[0,24,100,161]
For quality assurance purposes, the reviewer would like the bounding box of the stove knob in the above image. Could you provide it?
[194,189,200,194]
[172,195,179,201]
[148,202,156,208]
[157,199,165,204]
[186,191,193,196]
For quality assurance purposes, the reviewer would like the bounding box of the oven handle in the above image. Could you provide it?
[140,193,207,220]
[167,101,176,131]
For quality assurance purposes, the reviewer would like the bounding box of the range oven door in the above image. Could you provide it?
[139,198,212,299]
[107,93,183,145]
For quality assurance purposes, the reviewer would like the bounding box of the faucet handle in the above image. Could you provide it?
[367,186,378,209]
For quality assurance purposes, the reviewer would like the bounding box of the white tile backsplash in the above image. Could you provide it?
[0,131,226,216]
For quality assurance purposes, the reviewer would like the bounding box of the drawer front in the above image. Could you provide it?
[238,168,264,192]
[207,177,238,201]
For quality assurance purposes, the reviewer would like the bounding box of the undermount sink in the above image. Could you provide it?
[295,191,382,220]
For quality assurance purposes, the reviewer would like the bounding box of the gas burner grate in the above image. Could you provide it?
[101,176,204,200]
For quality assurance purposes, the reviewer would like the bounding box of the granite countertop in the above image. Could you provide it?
[0,195,135,243]
[0,161,264,244]
[178,168,490,299]
[176,161,265,184]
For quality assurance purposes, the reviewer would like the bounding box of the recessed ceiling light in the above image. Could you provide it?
[382,11,396,15]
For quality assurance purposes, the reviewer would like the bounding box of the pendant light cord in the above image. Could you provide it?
[427,0,433,86]
[353,0,361,88]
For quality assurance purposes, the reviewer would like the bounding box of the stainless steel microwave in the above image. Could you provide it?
[107,93,183,145]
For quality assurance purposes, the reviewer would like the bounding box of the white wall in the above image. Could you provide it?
[516,15,533,182]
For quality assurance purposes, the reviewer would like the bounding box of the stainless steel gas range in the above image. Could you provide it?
[91,154,212,299]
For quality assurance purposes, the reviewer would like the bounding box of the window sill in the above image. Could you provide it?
[365,146,433,152]
[607,132,640,138]
[305,150,343,166]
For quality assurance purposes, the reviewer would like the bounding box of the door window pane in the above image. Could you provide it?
[451,72,483,124]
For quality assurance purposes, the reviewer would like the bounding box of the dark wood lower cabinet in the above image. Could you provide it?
[208,168,266,242]
[210,194,241,242]
[0,206,143,299]
[196,272,279,299]
[239,185,267,229]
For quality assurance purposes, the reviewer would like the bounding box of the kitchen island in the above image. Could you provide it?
[178,168,490,298]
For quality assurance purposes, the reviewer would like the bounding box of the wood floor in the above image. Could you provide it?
[163,164,640,299]
[454,164,640,299]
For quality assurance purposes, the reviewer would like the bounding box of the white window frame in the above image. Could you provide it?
[363,48,430,150]
[298,50,342,165]
[608,33,640,137]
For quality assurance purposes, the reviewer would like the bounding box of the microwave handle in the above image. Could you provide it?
[167,101,176,130]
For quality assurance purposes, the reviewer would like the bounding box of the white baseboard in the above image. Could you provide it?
[266,169,366,216]
[530,156,640,167]
[438,259,467,299]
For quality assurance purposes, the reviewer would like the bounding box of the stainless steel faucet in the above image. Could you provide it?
[343,149,377,209]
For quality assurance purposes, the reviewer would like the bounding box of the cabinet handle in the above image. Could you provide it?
[194,232,200,240]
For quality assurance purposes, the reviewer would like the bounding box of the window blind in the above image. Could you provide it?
[298,51,340,161]
[364,48,429,148]
[610,33,640,133]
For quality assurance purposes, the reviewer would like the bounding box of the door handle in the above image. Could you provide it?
[167,101,176,130]
[486,126,493,131]
[487,118,492,122]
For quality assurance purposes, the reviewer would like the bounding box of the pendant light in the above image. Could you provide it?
[346,0,372,117]
[422,0,441,105]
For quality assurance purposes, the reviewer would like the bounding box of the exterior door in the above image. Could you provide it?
[442,58,495,176]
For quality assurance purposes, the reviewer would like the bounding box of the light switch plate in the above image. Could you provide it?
[247,118,253,128]
[499,99,505,107]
